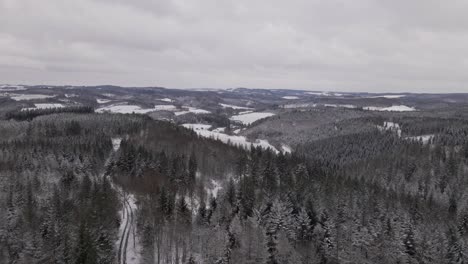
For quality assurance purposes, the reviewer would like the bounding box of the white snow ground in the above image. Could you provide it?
[405,135,434,144]
[282,96,299,100]
[230,112,275,125]
[96,104,177,114]
[182,123,278,153]
[364,105,416,112]
[22,103,65,111]
[97,99,111,104]
[175,107,211,116]
[281,145,292,153]
[219,103,252,110]
[369,95,406,99]
[10,94,56,101]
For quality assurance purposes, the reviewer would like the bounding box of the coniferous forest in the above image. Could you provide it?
[1,87,468,264]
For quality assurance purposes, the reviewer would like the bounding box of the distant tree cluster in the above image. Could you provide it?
[6,106,94,121]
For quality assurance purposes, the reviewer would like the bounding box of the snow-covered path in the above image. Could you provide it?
[106,138,141,264]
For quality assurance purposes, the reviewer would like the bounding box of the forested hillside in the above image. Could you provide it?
[1,90,468,264]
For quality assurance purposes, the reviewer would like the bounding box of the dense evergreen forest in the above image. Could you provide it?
[1,109,468,264]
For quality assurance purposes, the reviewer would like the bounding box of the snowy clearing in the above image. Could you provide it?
[281,144,292,153]
[10,94,56,101]
[307,91,331,96]
[183,123,278,152]
[174,107,211,116]
[212,127,226,133]
[96,104,177,114]
[159,98,174,103]
[96,104,157,114]
[97,99,111,104]
[378,121,402,137]
[364,105,416,112]
[182,124,212,130]
[405,135,434,144]
[282,96,299,100]
[230,112,275,125]
[154,105,177,111]
[282,103,317,109]
[324,104,356,109]
[22,103,65,111]
[369,95,406,99]
[0,85,26,91]
[219,103,252,110]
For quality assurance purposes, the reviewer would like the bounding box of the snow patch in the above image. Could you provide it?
[324,104,356,109]
[175,107,211,116]
[10,94,56,101]
[206,180,223,199]
[96,104,177,114]
[212,127,226,133]
[219,103,252,110]
[364,105,416,112]
[183,123,278,152]
[281,145,292,153]
[154,105,177,111]
[378,121,402,137]
[0,85,26,91]
[405,135,434,144]
[230,112,275,125]
[159,98,174,103]
[112,138,122,151]
[282,96,299,100]
[97,99,111,104]
[369,95,406,99]
[182,123,212,130]
[22,103,65,111]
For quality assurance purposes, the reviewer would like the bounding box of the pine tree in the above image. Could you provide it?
[447,229,465,264]
[75,221,98,264]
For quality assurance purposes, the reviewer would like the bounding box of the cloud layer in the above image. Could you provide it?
[1,0,468,92]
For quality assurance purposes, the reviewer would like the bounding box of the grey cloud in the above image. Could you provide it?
[1,0,468,92]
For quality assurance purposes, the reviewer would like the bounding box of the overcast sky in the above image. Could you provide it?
[1,0,468,92]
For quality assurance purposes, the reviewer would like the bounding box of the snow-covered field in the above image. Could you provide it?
[96,104,177,114]
[154,105,177,111]
[96,104,157,114]
[282,96,299,100]
[174,107,211,116]
[97,99,111,104]
[0,85,26,91]
[159,98,174,103]
[324,104,356,109]
[369,95,406,99]
[182,124,212,130]
[10,94,56,101]
[405,135,434,144]
[378,121,402,137]
[282,103,317,109]
[22,103,65,111]
[212,127,226,133]
[364,105,416,112]
[230,112,275,125]
[182,123,278,152]
[307,91,344,97]
[219,103,252,110]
